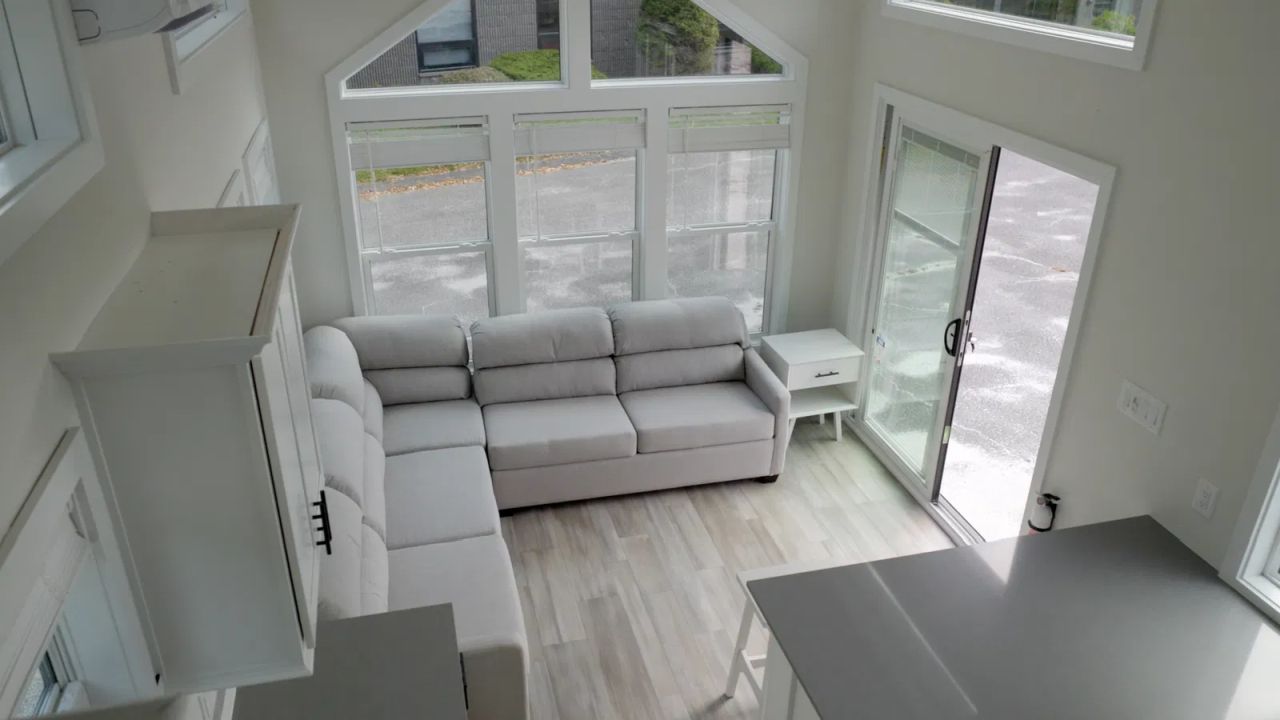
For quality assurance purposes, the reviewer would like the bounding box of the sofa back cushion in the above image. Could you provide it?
[471,308,616,406]
[615,344,744,393]
[474,358,616,406]
[608,297,748,356]
[311,399,367,509]
[304,326,366,414]
[330,315,472,405]
[609,298,748,392]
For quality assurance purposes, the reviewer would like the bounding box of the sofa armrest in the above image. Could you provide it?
[744,348,791,475]
[457,633,529,720]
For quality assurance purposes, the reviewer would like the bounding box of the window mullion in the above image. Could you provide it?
[564,0,592,92]
[639,103,668,300]
[487,113,522,315]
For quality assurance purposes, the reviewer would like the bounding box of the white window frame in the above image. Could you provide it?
[0,0,103,268]
[326,0,807,332]
[0,93,14,157]
[0,429,159,717]
[882,0,1158,71]
[347,117,498,320]
[1222,403,1280,626]
[665,107,791,333]
[162,0,249,95]
[515,110,644,313]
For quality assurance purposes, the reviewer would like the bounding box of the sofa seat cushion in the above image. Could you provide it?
[384,446,499,550]
[387,535,523,642]
[483,395,637,471]
[620,381,775,453]
[382,399,486,456]
[387,536,528,720]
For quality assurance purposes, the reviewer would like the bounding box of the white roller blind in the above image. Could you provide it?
[668,105,791,153]
[514,111,645,155]
[347,116,489,170]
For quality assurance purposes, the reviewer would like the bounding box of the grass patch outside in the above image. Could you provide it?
[489,50,606,81]
[355,162,484,185]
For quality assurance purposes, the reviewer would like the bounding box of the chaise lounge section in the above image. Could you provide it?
[303,316,527,720]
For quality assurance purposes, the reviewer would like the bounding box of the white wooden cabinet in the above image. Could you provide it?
[759,329,866,442]
[52,205,324,693]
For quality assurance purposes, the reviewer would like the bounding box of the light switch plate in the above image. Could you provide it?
[1118,380,1166,435]
[1192,478,1219,519]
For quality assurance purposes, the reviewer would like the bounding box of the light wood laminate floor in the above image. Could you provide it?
[500,420,954,719]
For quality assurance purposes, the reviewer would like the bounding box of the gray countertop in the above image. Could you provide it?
[749,516,1280,719]
[233,604,466,720]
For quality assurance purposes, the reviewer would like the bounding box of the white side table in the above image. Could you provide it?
[759,329,865,442]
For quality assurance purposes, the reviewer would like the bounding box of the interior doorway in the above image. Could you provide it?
[854,86,1113,545]
[936,151,1097,541]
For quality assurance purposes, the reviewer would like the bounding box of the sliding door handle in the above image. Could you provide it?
[943,318,961,357]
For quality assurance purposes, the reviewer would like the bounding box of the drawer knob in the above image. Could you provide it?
[815,371,840,379]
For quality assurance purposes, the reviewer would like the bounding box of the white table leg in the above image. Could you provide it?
[818,413,824,426]
[834,411,842,442]
[760,637,795,720]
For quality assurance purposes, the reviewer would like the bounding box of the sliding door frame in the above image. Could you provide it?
[846,84,1116,545]
[860,111,995,509]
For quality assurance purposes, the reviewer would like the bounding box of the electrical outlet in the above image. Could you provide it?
[1192,478,1219,519]
[1117,380,1167,435]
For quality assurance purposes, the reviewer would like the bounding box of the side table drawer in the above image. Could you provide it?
[786,356,862,391]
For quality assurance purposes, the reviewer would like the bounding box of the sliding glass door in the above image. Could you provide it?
[863,118,993,492]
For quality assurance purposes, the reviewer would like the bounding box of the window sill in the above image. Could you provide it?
[882,0,1153,71]
[1225,572,1280,628]
[341,81,566,101]
[591,75,789,90]
[0,135,104,266]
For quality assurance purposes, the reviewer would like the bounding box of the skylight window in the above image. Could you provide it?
[884,0,1156,70]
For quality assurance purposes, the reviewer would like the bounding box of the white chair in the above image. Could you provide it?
[724,560,847,701]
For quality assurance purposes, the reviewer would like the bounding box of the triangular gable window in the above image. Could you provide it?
[344,0,785,91]
[590,0,785,80]
[346,0,566,90]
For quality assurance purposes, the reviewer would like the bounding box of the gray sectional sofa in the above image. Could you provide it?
[300,297,790,720]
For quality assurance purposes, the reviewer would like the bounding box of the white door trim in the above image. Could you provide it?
[847,83,1117,540]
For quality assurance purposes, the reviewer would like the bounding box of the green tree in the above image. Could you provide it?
[637,0,720,76]
[1092,10,1137,35]
[750,47,782,75]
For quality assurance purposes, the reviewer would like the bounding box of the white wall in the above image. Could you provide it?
[833,2,1280,567]
[252,0,856,330]
[0,17,268,584]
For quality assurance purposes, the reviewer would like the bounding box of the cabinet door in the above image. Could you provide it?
[273,265,323,643]
[252,305,320,648]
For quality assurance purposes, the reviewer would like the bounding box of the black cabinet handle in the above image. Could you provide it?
[815,371,840,379]
[312,490,333,556]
